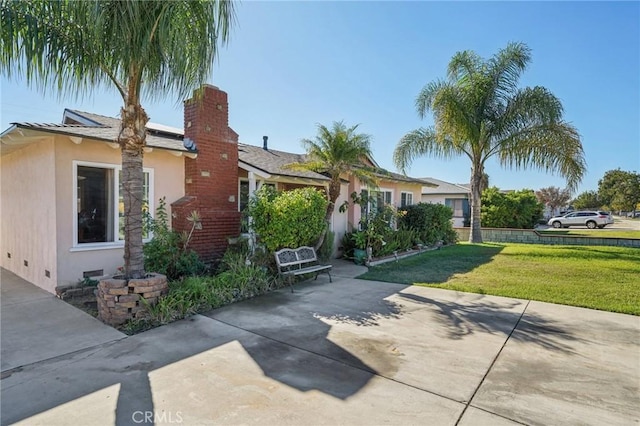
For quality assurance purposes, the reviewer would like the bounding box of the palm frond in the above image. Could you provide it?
[284,160,327,173]
[486,42,531,105]
[393,127,467,173]
[497,121,586,191]
[0,0,236,103]
[488,86,565,155]
[415,80,447,119]
[447,49,482,84]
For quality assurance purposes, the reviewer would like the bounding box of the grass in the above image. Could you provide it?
[358,243,640,315]
[537,229,640,239]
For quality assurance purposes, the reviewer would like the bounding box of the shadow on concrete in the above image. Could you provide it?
[398,293,582,354]
[2,278,409,424]
[205,280,410,395]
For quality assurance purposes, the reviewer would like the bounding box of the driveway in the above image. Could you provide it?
[1,268,125,373]
[1,263,638,425]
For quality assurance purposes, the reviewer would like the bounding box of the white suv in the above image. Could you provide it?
[547,211,613,229]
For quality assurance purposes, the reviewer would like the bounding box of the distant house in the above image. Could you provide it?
[1,85,425,293]
[420,177,470,227]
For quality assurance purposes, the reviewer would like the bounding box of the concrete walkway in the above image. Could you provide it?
[1,262,638,425]
[1,268,125,373]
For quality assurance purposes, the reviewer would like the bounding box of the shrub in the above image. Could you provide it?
[124,248,281,334]
[481,187,543,229]
[248,186,328,252]
[143,197,206,280]
[341,231,356,259]
[398,203,457,245]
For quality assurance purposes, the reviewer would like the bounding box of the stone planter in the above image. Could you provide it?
[97,273,168,326]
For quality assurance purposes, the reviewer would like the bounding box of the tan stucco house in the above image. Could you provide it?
[421,177,470,227]
[1,85,426,294]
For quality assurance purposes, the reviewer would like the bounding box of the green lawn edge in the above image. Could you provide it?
[357,243,640,316]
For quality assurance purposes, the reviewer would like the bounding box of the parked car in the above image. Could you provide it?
[547,211,614,229]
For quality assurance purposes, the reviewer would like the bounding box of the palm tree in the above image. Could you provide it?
[289,121,377,250]
[1,0,235,278]
[394,42,586,243]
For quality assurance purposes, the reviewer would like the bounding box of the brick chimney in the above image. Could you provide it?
[171,85,240,264]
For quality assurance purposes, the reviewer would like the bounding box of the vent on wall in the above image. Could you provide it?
[45,270,50,278]
[23,260,28,267]
[83,269,104,278]
[7,253,10,259]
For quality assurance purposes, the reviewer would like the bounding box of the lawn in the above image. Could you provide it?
[358,243,640,315]
[537,229,640,239]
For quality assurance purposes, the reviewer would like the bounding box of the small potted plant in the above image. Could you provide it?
[352,231,368,265]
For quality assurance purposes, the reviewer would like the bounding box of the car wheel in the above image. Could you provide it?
[586,221,597,229]
[552,221,562,229]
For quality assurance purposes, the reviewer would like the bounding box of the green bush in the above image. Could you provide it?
[143,197,206,280]
[481,187,543,229]
[248,186,328,252]
[124,248,281,334]
[341,231,356,259]
[398,203,458,245]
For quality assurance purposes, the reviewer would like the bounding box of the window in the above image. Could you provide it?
[400,192,413,207]
[362,189,392,216]
[75,162,153,246]
[239,180,250,212]
[445,198,470,217]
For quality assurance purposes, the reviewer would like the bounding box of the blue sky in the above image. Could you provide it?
[1,1,638,195]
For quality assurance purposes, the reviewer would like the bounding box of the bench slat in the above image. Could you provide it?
[275,246,332,292]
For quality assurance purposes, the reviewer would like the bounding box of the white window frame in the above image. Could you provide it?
[400,191,413,207]
[72,160,154,251]
[363,188,393,211]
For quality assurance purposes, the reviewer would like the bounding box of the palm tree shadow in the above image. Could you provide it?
[398,293,582,354]
[206,284,406,400]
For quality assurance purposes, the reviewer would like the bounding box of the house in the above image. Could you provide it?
[1,85,425,294]
[420,177,470,227]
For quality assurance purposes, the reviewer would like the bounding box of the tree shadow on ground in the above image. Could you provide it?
[1,278,408,425]
[358,244,505,284]
[398,292,582,354]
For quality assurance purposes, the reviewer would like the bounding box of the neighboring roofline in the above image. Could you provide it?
[365,154,380,168]
[238,158,330,182]
[63,109,103,126]
[0,124,17,138]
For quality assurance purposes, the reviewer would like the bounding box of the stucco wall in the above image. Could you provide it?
[348,178,423,229]
[1,138,58,292]
[53,136,185,289]
[421,194,468,227]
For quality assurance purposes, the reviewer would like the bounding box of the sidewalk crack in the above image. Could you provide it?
[454,299,531,425]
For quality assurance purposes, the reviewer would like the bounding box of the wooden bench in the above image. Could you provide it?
[275,246,332,292]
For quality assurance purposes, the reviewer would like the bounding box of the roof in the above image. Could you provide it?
[237,143,329,181]
[2,109,427,186]
[1,109,187,154]
[420,177,470,195]
[373,169,433,185]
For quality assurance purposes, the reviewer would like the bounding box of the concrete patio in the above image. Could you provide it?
[1,263,638,425]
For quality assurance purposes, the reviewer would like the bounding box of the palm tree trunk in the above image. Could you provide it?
[314,178,341,251]
[120,102,148,279]
[469,165,483,243]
